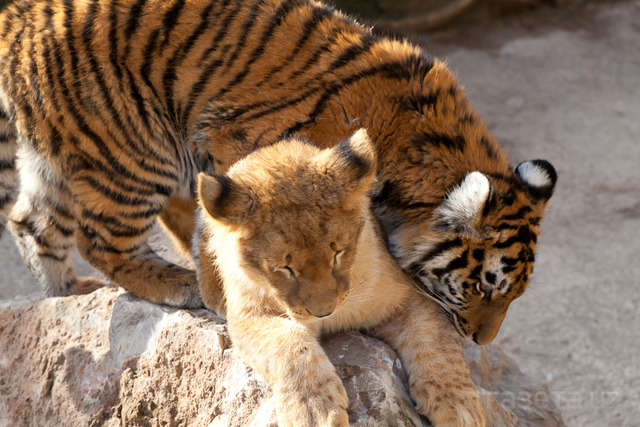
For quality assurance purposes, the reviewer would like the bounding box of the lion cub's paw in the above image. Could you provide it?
[428,397,486,427]
[276,372,349,427]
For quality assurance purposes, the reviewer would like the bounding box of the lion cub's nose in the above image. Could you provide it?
[308,305,335,318]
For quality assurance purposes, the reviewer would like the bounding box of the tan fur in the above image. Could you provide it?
[198,130,485,426]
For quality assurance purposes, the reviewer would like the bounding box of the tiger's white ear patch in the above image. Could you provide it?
[516,161,552,188]
[435,172,490,232]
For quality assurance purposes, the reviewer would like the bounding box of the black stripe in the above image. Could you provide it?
[62,0,80,89]
[106,221,155,238]
[0,158,14,170]
[257,5,333,86]
[160,0,186,48]
[432,249,469,278]
[179,52,228,126]
[163,1,216,116]
[42,195,74,221]
[412,130,466,152]
[126,68,152,130]
[494,236,519,249]
[108,0,123,82]
[404,87,447,112]
[124,0,148,44]
[195,0,236,66]
[468,264,482,281]
[222,0,266,72]
[76,176,154,206]
[11,218,51,249]
[495,222,519,231]
[179,0,238,124]
[47,216,75,237]
[326,34,376,73]
[119,205,164,219]
[79,225,145,254]
[139,28,162,101]
[38,251,68,262]
[501,256,518,267]
[404,202,437,210]
[82,209,155,237]
[501,206,532,221]
[494,226,535,248]
[408,238,463,276]
[287,33,338,81]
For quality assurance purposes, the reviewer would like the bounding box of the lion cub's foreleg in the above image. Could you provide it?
[228,313,349,427]
[370,298,486,427]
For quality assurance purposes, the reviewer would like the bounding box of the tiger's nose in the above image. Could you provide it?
[472,326,498,345]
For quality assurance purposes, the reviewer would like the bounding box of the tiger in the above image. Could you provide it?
[0,0,556,342]
[199,128,486,426]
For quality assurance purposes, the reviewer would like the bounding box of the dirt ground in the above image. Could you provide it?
[1,1,638,426]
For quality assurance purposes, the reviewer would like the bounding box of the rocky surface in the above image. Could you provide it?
[0,287,563,426]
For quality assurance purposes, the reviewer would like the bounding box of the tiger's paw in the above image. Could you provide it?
[71,277,107,295]
[275,373,349,427]
[181,281,204,309]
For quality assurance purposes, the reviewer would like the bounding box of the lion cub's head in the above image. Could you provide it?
[198,129,376,321]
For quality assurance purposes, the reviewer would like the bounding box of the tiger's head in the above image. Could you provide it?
[391,160,557,344]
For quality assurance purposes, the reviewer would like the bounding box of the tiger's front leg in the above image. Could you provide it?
[70,174,202,309]
[228,313,349,427]
[370,298,485,427]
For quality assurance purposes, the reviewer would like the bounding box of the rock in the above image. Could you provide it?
[463,342,565,426]
[0,287,564,426]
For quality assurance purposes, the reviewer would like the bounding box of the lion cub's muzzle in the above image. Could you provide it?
[286,279,349,320]
[305,301,337,318]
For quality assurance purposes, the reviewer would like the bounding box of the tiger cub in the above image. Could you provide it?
[0,0,556,341]
[198,129,485,426]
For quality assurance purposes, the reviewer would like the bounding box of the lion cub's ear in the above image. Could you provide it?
[326,128,377,191]
[197,172,253,224]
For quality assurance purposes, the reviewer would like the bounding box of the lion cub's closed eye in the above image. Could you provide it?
[196,129,486,427]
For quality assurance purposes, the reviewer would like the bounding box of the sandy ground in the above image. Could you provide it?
[1,1,638,425]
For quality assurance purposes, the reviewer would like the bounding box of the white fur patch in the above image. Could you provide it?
[516,161,551,188]
[437,172,490,227]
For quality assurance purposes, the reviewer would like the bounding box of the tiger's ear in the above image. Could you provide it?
[516,159,557,201]
[327,128,377,191]
[197,172,253,224]
[434,172,492,235]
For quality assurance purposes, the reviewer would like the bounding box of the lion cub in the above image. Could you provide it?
[197,129,485,426]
